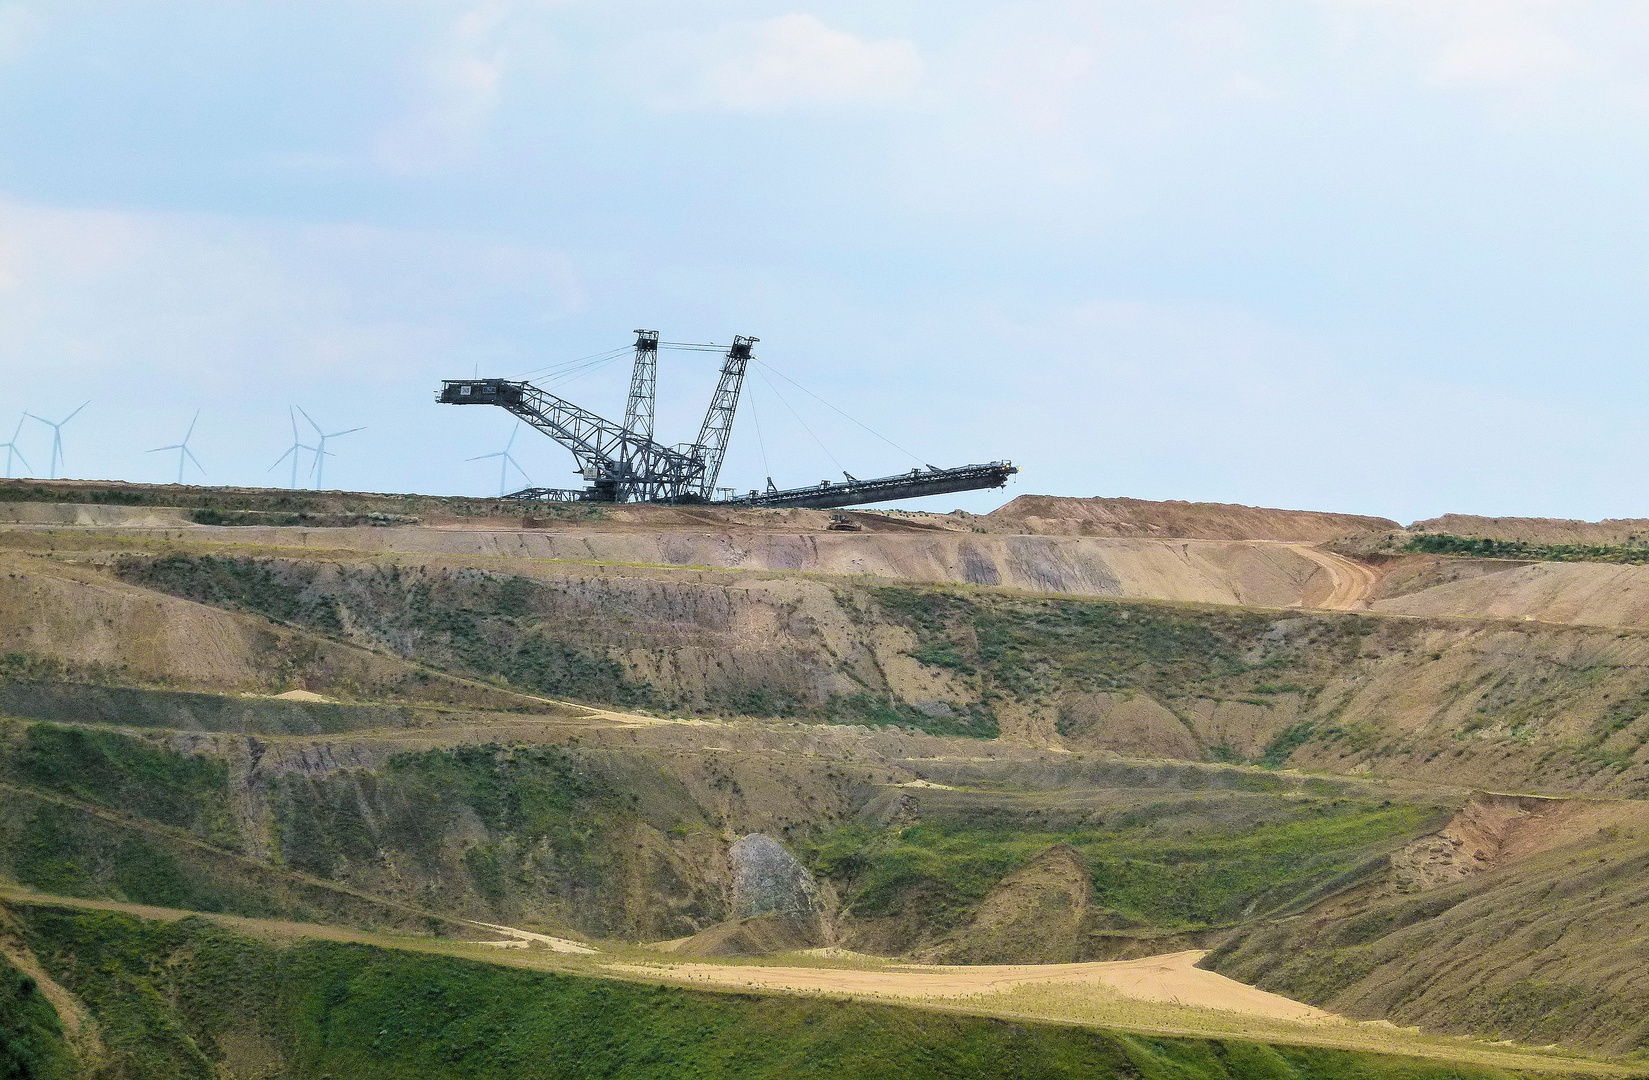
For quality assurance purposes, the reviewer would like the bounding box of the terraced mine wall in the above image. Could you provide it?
[55,552,1649,796]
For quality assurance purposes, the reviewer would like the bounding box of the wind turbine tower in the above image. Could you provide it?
[270,407,317,489]
[147,411,205,484]
[0,415,30,478]
[26,402,88,480]
[297,407,364,490]
[469,423,532,497]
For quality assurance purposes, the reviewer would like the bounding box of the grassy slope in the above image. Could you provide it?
[0,950,77,1080]
[0,716,1447,949]
[7,902,1569,1080]
[1207,831,1649,1057]
[808,796,1443,938]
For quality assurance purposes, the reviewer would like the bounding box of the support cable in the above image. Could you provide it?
[753,359,928,468]
[749,382,772,486]
[756,367,844,473]
[516,346,630,379]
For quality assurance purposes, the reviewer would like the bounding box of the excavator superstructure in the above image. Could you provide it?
[438,331,1016,508]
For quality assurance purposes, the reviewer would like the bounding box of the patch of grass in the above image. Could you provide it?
[807,798,1441,933]
[117,555,657,706]
[2,723,237,844]
[14,904,1528,1080]
[1261,723,1317,767]
[116,554,344,632]
[864,589,1392,737]
[10,803,231,912]
[823,693,999,739]
[1406,533,1649,565]
[0,952,77,1080]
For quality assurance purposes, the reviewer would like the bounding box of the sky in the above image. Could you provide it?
[2,1,1648,522]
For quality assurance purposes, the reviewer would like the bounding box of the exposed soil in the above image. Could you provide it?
[608,950,1332,1023]
[981,496,1399,542]
[1412,514,1649,547]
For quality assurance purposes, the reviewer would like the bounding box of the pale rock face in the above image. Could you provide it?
[730,833,821,919]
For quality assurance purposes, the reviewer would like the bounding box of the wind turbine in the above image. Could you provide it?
[296,407,364,491]
[147,411,205,484]
[468,422,532,497]
[269,407,318,489]
[0,415,30,478]
[26,402,88,479]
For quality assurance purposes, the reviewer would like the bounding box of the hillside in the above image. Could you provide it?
[5,483,1649,1072]
[981,495,1400,541]
[1410,515,1649,547]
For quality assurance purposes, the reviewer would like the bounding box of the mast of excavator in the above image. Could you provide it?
[692,336,754,500]
[623,330,658,443]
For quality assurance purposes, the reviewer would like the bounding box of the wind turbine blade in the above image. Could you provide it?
[11,448,29,471]
[269,447,294,471]
[185,447,204,472]
[296,405,323,437]
[62,401,89,424]
[327,426,365,438]
[8,417,23,441]
[467,452,504,462]
[184,410,200,442]
[146,446,179,454]
[506,424,519,450]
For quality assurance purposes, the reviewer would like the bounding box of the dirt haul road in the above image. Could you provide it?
[608,950,1329,1023]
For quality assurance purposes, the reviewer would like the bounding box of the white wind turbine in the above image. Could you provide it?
[269,407,318,489]
[0,415,30,478]
[147,410,205,484]
[468,422,532,497]
[296,407,364,491]
[26,401,88,479]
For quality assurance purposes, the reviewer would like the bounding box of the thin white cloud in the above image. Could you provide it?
[375,1,510,173]
[623,14,923,113]
[1326,1,1592,91]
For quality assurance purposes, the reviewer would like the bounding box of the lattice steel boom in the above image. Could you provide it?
[623,330,658,443]
[437,378,707,501]
[692,336,754,500]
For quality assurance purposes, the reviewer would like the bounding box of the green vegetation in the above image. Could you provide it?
[0,952,77,1080]
[114,555,656,706]
[190,508,416,526]
[1406,533,1649,565]
[807,796,1441,933]
[267,743,679,933]
[116,554,345,632]
[11,904,1536,1080]
[870,587,1387,748]
[1,724,236,845]
[822,693,1000,739]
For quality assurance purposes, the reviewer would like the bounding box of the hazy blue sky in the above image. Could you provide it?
[3,2,1647,521]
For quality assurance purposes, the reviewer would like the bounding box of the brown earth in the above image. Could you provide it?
[981,495,1399,542]
[1411,514,1649,546]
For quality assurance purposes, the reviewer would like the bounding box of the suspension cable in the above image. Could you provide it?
[749,382,772,486]
[754,359,928,467]
[756,367,844,473]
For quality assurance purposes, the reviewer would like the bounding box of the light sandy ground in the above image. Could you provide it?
[1289,543,1380,610]
[467,920,598,954]
[271,688,330,702]
[606,950,1327,1023]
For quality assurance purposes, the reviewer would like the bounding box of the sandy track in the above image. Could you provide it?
[606,950,1329,1023]
[1289,544,1379,610]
